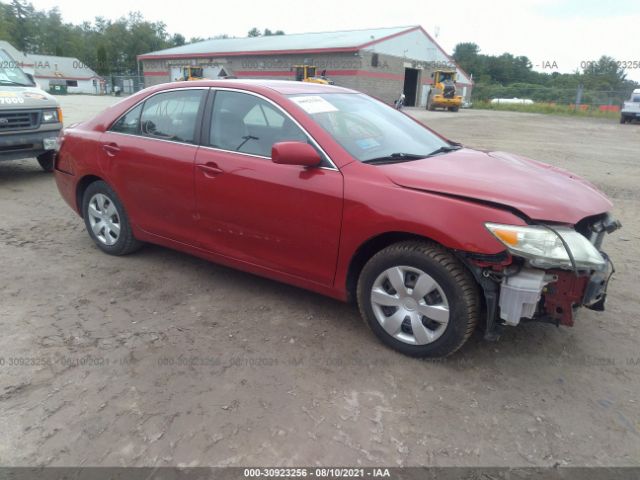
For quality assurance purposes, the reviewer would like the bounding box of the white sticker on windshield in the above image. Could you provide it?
[291,95,338,114]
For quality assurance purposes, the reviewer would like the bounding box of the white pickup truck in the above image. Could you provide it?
[0,50,63,171]
[620,88,640,124]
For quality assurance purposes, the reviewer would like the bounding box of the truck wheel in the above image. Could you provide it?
[449,107,459,112]
[426,96,434,111]
[81,181,142,256]
[37,151,55,172]
[357,241,480,357]
[620,116,626,124]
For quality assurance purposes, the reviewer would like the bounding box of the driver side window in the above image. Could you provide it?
[209,91,308,157]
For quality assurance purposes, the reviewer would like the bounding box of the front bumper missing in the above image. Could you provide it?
[490,260,612,331]
[461,214,620,339]
[539,256,611,326]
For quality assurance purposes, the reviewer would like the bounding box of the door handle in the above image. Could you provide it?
[102,143,120,157]
[197,162,223,177]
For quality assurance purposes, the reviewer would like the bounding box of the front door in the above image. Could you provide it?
[194,90,343,285]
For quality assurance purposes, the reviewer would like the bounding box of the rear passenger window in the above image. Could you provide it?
[209,91,308,157]
[139,90,204,144]
[111,104,143,135]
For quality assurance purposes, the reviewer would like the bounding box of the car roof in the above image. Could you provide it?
[163,79,358,95]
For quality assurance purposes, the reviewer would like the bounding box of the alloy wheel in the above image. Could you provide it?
[87,193,121,246]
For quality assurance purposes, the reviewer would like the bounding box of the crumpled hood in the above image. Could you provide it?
[380,149,612,224]
[0,85,58,109]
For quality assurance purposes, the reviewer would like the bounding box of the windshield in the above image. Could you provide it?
[288,93,450,162]
[0,50,33,86]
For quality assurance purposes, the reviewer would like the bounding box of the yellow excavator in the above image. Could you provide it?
[426,69,462,112]
[180,66,204,81]
[292,65,333,85]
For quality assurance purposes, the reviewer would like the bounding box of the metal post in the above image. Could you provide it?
[575,83,584,107]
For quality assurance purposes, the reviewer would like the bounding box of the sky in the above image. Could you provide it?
[28,0,640,82]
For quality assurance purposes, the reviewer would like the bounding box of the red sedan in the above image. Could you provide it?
[54,80,619,357]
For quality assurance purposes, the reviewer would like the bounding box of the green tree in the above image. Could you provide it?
[171,33,185,46]
[96,44,108,75]
[452,42,483,78]
[8,0,34,50]
[581,55,627,90]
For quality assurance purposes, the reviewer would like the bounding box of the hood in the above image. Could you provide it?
[0,85,59,109]
[380,149,612,224]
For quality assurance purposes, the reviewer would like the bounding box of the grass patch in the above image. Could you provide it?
[472,100,620,119]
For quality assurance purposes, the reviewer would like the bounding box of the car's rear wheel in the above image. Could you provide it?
[357,241,479,357]
[81,181,142,255]
[37,151,55,172]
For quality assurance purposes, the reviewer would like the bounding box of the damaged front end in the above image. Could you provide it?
[460,213,621,339]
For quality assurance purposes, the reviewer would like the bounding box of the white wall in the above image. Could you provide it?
[36,78,101,94]
[367,29,473,85]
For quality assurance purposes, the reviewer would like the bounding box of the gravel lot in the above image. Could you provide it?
[1,95,639,467]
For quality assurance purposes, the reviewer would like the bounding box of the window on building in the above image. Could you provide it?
[66,80,78,87]
[371,53,379,67]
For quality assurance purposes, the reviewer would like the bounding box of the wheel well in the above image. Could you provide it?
[346,232,434,303]
[75,175,103,217]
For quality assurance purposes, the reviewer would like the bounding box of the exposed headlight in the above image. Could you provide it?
[485,223,606,271]
[42,108,62,123]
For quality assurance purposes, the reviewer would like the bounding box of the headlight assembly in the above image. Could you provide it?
[485,223,606,271]
[41,108,62,123]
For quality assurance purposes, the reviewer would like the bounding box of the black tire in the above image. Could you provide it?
[620,116,626,124]
[81,180,142,256]
[449,107,459,112]
[37,151,55,172]
[426,96,434,111]
[357,241,480,357]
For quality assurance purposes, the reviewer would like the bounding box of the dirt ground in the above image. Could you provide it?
[1,95,639,467]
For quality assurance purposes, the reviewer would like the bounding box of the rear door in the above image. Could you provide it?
[101,88,206,245]
[194,89,344,285]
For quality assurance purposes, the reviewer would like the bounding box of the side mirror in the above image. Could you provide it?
[272,142,322,167]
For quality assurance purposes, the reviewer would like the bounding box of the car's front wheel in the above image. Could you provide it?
[357,241,480,357]
[81,181,142,255]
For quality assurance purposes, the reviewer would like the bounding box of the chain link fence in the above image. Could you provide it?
[472,84,634,110]
[104,75,145,96]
